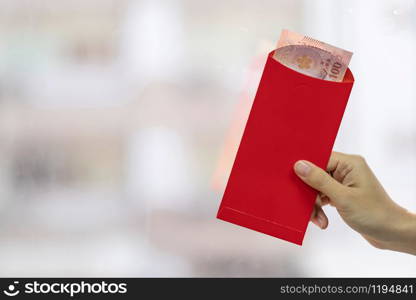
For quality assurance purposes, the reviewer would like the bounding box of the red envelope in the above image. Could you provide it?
[217,50,354,245]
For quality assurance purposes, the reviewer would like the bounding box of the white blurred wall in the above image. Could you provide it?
[0,0,415,277]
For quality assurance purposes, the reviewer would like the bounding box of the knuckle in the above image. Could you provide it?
[351,154,366,164]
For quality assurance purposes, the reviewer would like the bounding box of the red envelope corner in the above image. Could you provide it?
[217,50,354,245]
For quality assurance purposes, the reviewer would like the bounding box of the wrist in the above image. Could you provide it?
[389,209,416,255]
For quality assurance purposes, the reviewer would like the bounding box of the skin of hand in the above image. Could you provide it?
[294,151,416,255]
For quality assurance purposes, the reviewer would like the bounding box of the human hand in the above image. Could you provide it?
[294,152,416,255]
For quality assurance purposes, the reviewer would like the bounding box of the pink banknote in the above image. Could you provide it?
[273,29,353,82]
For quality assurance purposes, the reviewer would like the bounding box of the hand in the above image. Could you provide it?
[294,152,416,255]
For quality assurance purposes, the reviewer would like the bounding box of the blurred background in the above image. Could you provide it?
[0,0,415,276]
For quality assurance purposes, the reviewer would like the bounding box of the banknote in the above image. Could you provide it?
[273,29,353,82]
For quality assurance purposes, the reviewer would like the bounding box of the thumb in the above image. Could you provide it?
[294,160,347,205]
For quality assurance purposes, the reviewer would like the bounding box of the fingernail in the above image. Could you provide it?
[294,160,311,177]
